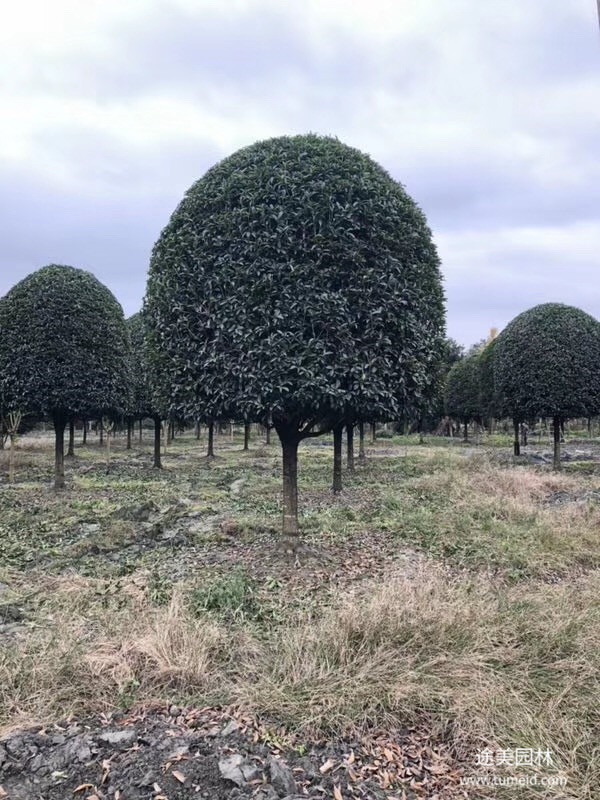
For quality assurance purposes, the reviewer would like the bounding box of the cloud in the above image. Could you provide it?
[0,0,598,345]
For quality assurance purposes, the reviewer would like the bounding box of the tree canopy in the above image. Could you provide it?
[444,350,481,428]
[494,303,600,422]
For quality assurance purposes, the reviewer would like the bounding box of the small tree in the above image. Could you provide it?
[145,135,445,544]
[0,265,130,488]
[444,350,481,440]
[495,303,600,469]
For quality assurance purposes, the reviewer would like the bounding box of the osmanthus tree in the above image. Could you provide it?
[494,303,600,469]
[444,349,482,440]
[145,134,445,545]
[0,265,131,488]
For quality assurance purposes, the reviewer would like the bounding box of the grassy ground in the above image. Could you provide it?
[1,427,599,798]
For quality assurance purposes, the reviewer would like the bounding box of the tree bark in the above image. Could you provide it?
[126,419,132,450]
[99,419,104,445]
[153,416,162,469]
[358,421,366,465]
[139,418,143,441]
[346,423,355,471]
[513,418,520,456]
[243,422,250,451]
[53,414,66,489]
[332,424,343,493]
[553,416,562,470]
[266,425,271,445]
[195,420,201,440]
[207,422,215,458]
[82,419,87,445]
[167,421,173,445]
[463,421,468,442]
[279,430,300,544]
[67,419,75,457]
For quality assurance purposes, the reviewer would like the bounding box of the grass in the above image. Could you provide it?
[2,427,600,797]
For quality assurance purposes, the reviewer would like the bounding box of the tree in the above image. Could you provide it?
[145,134,445,544]
[494,303,600,469]
[127,312,163,468]
[444,350,481,439]
[0,265,130,488]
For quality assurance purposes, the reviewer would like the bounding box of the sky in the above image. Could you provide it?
[0,0,598,346]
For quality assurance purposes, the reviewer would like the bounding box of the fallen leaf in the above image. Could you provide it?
[0,787,7,798]
[320,758,335,774]
[333,784,343,800]
[172,770,186,784]
[73,785,94,794]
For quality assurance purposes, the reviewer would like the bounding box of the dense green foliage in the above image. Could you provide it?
[444,350,481,424]
[126,312,154,420]
[494,303,600,421]
[478,338,499,419]
[0,265,131,421]
[144,134,445,431]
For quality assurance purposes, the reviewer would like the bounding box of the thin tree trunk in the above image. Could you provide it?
[8,433,15,483]
[195,420,201,440]
[82,419,87,445]
[139,419,143,442]
[358,421,366,465]
[346,423,355,471]
[279,430,300,547]
[266,424,271,445]
[463,421,468,442]
[513,418,520,456]
[207,422,215,458]
[553,416,562,470]
[243,422,250,451]
[67,419,75,457]
[126,420,132,450]
[153,417,162,469]
[53,414,66,489]
[333,424,343,493]
[99,419,104,445]
[167,421,173,445]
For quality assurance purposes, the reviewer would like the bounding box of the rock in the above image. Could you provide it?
[269,756,297,797]
[96,729,137,746]
[230,478,246,496]
[255,786,279,800]
[221,720,239,737]
[0,745,6,768]
[219,754,246,787]
[64,737,92,764]
[169,704,182,717]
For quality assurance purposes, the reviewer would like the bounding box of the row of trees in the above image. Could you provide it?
[1,135,447,544]
[444,303,600,468]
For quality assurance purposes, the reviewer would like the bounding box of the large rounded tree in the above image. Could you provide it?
[145,134,445,543]
[495,303,600,468]
[0,265,131,487]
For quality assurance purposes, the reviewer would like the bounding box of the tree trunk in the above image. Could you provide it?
[358,421,366,465]
[553,416,562,470]
[167,421,173,445]
[266,425,271,445]
[67,419,75,457]
[463,421,468,442]
[513,418,520,456]
[8,433,15,483]
[53,414,66,489]
[99,419,104,445]
[153,416,162,469]
[243,422,250,451]
[82,419,87,445]
[279,430,300,545]
[126,419,132,450]
[195,420,201,440]
[207,422,215,458]
[370,422,376,443]
[346,423,355,471]
[332,424,343,493]
[139,419,143,441]
[520,423,528,447]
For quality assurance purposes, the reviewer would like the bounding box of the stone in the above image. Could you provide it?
[221,720,239,737]
[219,754,246,787]
[96,729,137,746]
[269,757,297,797]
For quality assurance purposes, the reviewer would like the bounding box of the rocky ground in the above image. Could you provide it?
[0,707,464,800]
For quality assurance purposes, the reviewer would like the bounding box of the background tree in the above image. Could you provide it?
[0,265,131,488]
[127,312,164,468]
[145,134,445,545]
[444,350,481,440]
[494,303,600,469]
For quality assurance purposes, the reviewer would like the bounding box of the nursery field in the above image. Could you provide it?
[1,429,599,799]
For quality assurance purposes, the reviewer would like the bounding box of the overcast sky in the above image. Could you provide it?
[1,0,598,346]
